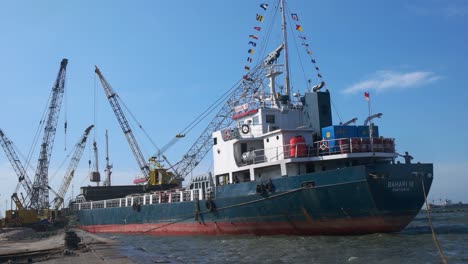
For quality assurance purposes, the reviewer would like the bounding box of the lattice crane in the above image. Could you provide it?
[0,129,34,208]
[30,58,68,209]
[51,125,93,209]
[172,47,284,180]
[94,66,150,179]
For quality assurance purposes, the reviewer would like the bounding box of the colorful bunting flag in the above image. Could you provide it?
[315,67,320,70]
[248,41,257,47]
[299,36,307,40]
[245,66,251,71]
[291,13,299,21]
[249,35,258,40]
[306,50,312,55]
[248,49,255,54]
[254,26,261,31]
[317,73,322,78]
[260,4,268,10]
[311,59,316,63]
[296,25,303,32]
[247,57,252,63]
[364,92,370,101]
[256,14,264,22]
[301,43,309,47]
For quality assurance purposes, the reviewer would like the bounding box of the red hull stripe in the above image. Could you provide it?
[79,215,414,236]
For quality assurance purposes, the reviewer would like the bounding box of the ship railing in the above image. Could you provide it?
[72,187,212,211]
[239,137,396,166]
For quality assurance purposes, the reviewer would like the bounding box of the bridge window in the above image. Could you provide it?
[266,115,275,124]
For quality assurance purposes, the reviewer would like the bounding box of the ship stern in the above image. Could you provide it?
[365,163,433,231]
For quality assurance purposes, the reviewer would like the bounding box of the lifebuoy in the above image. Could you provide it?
[205,199,215,212]
[319,140,329,151]
[241,124,250,134]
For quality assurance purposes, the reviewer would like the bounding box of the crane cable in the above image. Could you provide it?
[176,4,279,138]
[283,2,343,124]
[64,77,68,151]
[26,89,53,175]
[177,80,240,136]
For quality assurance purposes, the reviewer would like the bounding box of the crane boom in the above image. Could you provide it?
[0,129,34,207]
[94,66,150,179]
[173,60,275,179]
[30,58,68,209]
[52,125,93,209]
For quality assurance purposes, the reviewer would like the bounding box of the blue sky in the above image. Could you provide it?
[0,0,467,214]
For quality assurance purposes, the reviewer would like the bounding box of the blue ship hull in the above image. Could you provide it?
[75,163,433,235]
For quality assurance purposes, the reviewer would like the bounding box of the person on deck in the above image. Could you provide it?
[400,151,414,164]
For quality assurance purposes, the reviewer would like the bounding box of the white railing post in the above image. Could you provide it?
[180,191,183,202]
[79,204,81,210]
[191,190,194,201]
[150,194,153,204]
[119,199,122,207]
[143,195,146,205]
[131,197,134,206]
[104,200,107,208]
[90,202,93,209]
[159,192,162,203]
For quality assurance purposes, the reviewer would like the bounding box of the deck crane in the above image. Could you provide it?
[0,129,34,208]
[30,58,68,209]
[51,125,93,209]
[172,47,285,180]
[94,66,150,180]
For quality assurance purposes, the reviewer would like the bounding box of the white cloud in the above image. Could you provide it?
[343,70,441,94]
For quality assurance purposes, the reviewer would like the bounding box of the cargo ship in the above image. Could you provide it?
[72,0,433,235]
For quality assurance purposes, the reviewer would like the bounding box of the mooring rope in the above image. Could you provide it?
[421,178,448,264]
[142,186,309,233]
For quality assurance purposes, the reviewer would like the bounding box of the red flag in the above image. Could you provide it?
[364,92,370,101]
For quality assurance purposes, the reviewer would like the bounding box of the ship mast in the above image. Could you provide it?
[104,129,112,186]
[280,0,291,99]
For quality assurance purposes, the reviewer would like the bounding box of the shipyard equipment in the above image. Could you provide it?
[90,140,101,185]
[0,129,34,208]
[94,67,177,186]
[30,58,68,209]
[52,125,93,209]
[172,48,285,180]
[94,66,150,180]
[103,130,113,186]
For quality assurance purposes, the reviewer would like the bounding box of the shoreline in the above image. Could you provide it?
[0,227,135,263]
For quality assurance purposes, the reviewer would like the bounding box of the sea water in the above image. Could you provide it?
[103,211,468,263]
